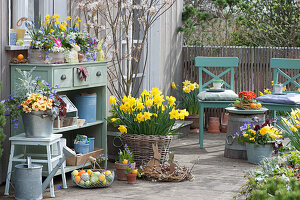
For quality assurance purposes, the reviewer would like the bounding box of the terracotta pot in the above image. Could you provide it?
[221,113,229,133]
[115,162,136,181]
[207,117,220,133]
[126,173,137,184]
[78,53,85,63]
[185,114,199,129]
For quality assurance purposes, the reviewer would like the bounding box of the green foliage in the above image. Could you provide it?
[232,0,300,47]
[250,177,300,200]
[0,84,6,157]
[118,144,134,164]
[179,0,239,46]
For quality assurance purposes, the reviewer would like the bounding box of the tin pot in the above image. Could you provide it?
[22,111,53,138]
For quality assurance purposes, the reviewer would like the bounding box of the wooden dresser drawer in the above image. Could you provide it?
[89,66,106,85]
[53,68,73,88]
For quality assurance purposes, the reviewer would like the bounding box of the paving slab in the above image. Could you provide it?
[0,131,256,200]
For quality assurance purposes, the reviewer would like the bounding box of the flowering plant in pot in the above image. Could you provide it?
[115,144,135,180]
[109,88,189,166]
[171,80,199,128]
[233,91,262,110]
[235,120,282,164]
[125,167,141,184]
[4,68,62,137]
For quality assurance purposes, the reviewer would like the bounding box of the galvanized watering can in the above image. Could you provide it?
[13,146,76,200]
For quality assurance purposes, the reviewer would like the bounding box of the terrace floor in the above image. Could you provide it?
[1,130,256,200]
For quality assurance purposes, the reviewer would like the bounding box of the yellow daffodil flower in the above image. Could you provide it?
[118,125,127,134]
[109,96,116,105]
[171,82,176,89]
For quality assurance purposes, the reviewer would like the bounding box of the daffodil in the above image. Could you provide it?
[75,23,79,27]
[111,118,117,122]
[182,80,191,86]
[171,82,177,89]
[183,86,191,93]
[166,96,176,106]
[118,125,127,134]
[136,113,144,123]
[109,96,116,105]
[67,16,71,21]
[144,112,152,120]
[169,108,180,120]
[145,99,154,107]
[141,89,150,99]
[153,95,164,106]
[151,88,162,96]
[135,102,145,110]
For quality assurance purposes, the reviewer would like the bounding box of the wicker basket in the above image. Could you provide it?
[72,169,114,188]
[121,134,172,166]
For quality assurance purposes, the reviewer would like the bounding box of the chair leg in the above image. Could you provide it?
[199,104,204,149]
[4,144,15,195]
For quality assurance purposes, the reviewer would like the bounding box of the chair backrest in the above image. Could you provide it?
[270,58,300,93]
[195,57,239,92]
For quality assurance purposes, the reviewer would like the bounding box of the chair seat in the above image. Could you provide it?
[257,93,300,105]
[197,90,238,101]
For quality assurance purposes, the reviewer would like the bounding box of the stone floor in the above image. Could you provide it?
[0,131,256,200]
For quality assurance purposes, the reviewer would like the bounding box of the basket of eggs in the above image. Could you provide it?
[72,169,114,188]
[233,91,262,110]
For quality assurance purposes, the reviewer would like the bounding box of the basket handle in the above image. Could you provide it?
[16,17,28,27]
[226,134,234,145]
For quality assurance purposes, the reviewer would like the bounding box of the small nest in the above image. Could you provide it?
[140,162,194,182]
[233,102,258,110]
[11,58,28,64]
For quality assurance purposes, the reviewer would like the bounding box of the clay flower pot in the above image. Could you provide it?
[207,117,220,133]
[115,162,136,181]
[126,173,137,184]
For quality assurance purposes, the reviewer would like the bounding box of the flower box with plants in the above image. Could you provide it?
[115,144,135,181]
[25,14,104,64]
[235,120,282,164]
[233,91,262,110]
[125,167,141,184]
[4,68,64,137]
[108,88,189,166]
[171,80,199,128]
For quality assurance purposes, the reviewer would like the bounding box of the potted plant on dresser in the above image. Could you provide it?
[115,144,135,181]
[109,88,189,166]
[235,121,282,164]
[171,80,199,129]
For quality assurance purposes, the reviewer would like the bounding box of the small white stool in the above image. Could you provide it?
[4,133,67,198]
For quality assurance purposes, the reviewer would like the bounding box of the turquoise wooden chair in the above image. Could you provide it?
[195,57,239,148]
[260,58,300,119]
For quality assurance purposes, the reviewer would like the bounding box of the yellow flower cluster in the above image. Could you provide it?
[21,93,53,113]
[182,80,199,93]
[260,125,282,139]
[282,108,300,133]
[260,81,300,96]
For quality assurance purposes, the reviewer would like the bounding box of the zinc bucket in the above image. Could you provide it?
[14,163,43,200]
[74,143,90,154]
[224,113,265,160]
[246,143,273,164]
[88,137,95,152]
[22,111,53,138]
[75,93,97,123]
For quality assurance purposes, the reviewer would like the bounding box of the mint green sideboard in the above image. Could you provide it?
[10,61,108,173]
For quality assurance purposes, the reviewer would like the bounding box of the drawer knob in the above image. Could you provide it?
[61,74,67,80]
[96,71,101,77]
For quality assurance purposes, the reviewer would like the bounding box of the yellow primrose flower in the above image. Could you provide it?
[144,112,152,120]
[259,92,264,96]
[182,80,191,86]
[264,88,271,94]
[249,137,255,141]
[183,86,191,93]
[59,24,66,31]
[118,125,127,134]
[145,99,154,107]
[32,102,41,111]
[283,86,286,91]
[151,88,162,96]
[243,133,248,137]
[109,96,116,105]
[47,103,52,110]
[111,118,117,122]
[136,113,144,123]
[67,16,71,21]
[171,82,177,89]
[76,16,80,20]
[75,23,79,27]
[23,106,32,113]
[40,104,47,111]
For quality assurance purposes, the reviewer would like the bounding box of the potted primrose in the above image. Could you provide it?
[125,167,141,184]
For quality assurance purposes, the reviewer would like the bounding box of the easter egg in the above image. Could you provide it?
[105,170,111,176]
[74,175,81,183]
[87,169,93,175]
[72,170,79,176]
[85,180,91,187]
[99,174,106,182]
[81,173,90,181]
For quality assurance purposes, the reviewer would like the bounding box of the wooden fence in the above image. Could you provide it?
[183,46,300,127]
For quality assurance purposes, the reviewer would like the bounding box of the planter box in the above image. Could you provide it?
[66,148,104,166]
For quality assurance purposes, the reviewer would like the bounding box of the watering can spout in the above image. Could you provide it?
[42,146,76,192]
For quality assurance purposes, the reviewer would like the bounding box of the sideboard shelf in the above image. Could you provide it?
[10,61,108,172]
